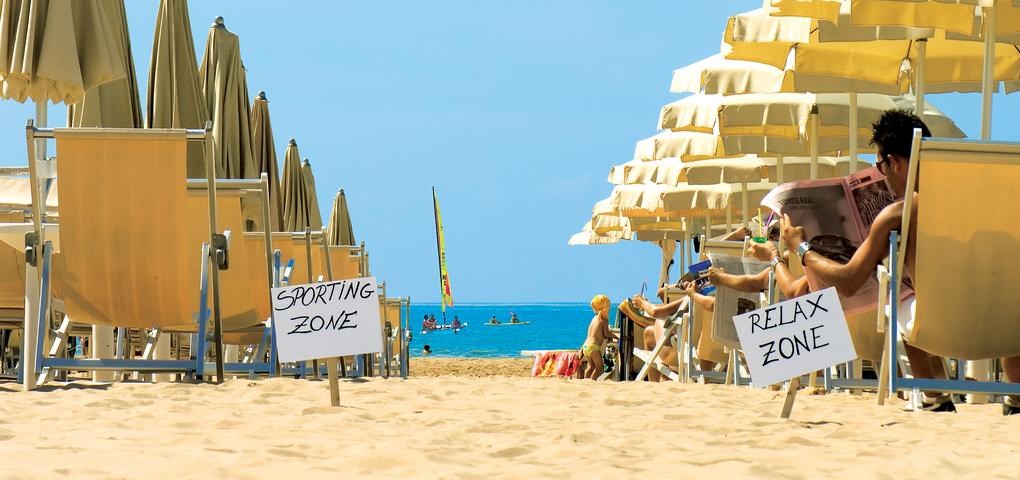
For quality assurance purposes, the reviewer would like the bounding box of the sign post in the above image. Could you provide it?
[271,276,383,407]
[732,287,856,418]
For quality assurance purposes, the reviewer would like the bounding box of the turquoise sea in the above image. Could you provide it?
[407,303,611,358]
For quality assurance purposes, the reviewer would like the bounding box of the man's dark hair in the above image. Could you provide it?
[870,109,931,158]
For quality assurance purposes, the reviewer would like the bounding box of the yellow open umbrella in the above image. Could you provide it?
[762,0,1020,138]
[146,0,209,177]
[568,220,625,246]
[634,130,727,161]
[199,16,256,179]
[66,0,140,128]
[251,90,283,230]
[327,189,356,246]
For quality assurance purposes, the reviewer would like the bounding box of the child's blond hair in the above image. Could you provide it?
[590,294,610,316]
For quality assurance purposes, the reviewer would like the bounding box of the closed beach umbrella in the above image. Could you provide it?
[146,0,208,177]
[0,0,123,104]
[251,90,283,230]
[302,159,323,231]
[67,0,140,128]
[327,189,356,246]
[199,16,256,179]
[281,139,318,232]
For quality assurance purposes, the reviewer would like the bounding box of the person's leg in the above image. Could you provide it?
[1001,356,1020,414]
[903,342,954,410]
[588,354,603,380]
[642,326,661,382]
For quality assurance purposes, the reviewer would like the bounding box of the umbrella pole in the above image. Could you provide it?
[809,108,819,180]
[725,204,733,233]
[914,39,927,121]
[981,6,996,140]
[741,182,749,227]
[203,123,226,383]
[776,154,784,184]
[849,93,858,173]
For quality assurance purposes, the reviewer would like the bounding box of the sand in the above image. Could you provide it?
[411,357,533,377]
[1,359,1018,479]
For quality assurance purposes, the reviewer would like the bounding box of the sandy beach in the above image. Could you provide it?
[0,358,1016,479]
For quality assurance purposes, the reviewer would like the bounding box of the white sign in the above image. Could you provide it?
[732,287,857,387]
[271,276,383,363]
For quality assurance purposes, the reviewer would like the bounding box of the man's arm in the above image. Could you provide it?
[782,205,900,297]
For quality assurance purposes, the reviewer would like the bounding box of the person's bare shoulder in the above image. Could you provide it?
[870,199,905,238]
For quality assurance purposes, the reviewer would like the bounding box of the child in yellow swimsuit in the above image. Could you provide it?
[580,294,617,380]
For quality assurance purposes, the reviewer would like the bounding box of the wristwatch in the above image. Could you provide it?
[796,241,813,265]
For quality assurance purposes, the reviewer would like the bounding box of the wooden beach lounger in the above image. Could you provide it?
[877,132,1020,404]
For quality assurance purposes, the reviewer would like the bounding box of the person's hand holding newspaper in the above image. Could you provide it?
[781,214,807,253]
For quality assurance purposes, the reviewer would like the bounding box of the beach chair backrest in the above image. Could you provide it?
[243,232,293,322]
[184,191,261,332]
[0,241,24,310]
[909,138,1020,359]
[704,239,746,349]
[53,129,256,330]
[327,245,363,279]
[693,248,728,364]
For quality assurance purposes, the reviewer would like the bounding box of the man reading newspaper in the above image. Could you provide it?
[780,109,1020,414]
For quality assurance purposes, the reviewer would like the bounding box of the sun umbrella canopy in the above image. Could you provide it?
[66,0,140,128]
[146,0,208,177]
[671,52,909,97]
[607,182,774,218]
[327,189,355,246]
[281,139,321,232]
[771,0,1020,36]
[727,8,1020,94]
[634,130,727,161]
[199,16,256,179]
[0,0,125,104]
[568,221,625,246]
[714,92,965,155]
[251,90,283,230]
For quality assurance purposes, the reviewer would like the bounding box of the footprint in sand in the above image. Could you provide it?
[301,406,347,415]
[491,445,535,458]
[0,427,14,441]
[267,448,307,459]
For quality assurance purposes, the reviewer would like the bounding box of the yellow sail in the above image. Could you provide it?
[433,187,454,311]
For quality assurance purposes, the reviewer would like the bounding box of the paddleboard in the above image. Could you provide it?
[421,323,468,335]
[483,322,531,326]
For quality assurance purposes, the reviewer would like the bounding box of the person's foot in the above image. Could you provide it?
[920,397,957,413]
[1003,403,1020,416]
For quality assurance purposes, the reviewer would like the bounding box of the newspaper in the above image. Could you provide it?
[761,167,909,315]
[708,252,769,349]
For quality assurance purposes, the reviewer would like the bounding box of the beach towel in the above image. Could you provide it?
[531,351,581,377]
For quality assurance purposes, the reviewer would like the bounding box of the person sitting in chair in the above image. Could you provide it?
[783,109,1020,414]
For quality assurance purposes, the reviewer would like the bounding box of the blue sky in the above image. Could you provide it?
[1,1,1018,303]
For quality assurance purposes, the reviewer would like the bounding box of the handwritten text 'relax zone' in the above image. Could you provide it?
[749,293,831,366]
